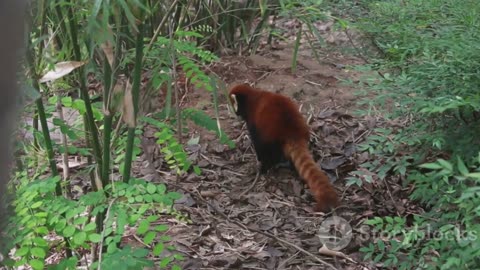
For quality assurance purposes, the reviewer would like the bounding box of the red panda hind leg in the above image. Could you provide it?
[247,123,285,173]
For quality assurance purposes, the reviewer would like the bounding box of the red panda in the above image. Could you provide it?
[229,83,338,212]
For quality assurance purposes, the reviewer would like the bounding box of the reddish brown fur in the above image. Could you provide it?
[229,84,338,212]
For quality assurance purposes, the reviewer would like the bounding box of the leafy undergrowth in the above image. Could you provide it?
[330,0,480,269]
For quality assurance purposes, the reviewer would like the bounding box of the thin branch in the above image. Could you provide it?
[239,170,261,197]
[55,88,72,198]
[344,29,386,79]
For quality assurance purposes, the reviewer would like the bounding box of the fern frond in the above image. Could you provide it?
[183,108,235,148]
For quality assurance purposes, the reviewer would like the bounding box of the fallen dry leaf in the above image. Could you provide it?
[122,80,135,127]
[39,61,87,83]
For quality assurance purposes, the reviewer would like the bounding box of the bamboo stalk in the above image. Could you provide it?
[101,60,113,188]
[123,19,145,183]
[66,1,103,174]
[26,13,60,196]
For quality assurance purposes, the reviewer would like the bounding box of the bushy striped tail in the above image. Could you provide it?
[283,141,338,212]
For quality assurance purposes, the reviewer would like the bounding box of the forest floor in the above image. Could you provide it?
[127,20,412,270]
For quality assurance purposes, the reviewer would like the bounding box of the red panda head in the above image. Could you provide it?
[228,83,257,119]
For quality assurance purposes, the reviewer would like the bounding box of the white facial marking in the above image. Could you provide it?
[231,94,238,112]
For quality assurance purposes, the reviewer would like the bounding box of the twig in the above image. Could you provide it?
[305,79,323,87]
[354,129,372,144]
[145,0,180,54]
[132,234,150,248]
[344,29,385,79]
[54,87,72,198]
[318,245,357,264]
[239,170,261,197]
[383,177,401,216]
[344,29,369,65]
[278,251,300,269]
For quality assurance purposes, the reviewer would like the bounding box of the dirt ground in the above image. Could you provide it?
[129,23,405,269]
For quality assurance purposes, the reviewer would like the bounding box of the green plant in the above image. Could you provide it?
[147,30,219,92]
[184,108,235,148]
[359,155,480,269]
[359,216,407,268]
[141,116,200,175]
[143,28,236,155]
[2,171,185,269]
[346,127,420,187]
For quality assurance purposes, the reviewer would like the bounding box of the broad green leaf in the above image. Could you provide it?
[437,159,453,171]
[33,237,48,247]
[157,184,166,194]
[63,225,76,237]
[135,195,144,202]
[466,172,480,180]
[418,162,442,170]
[155,224,168,232]
[132,248,149,258]
[55,219,67,232]
[137,219,150,235]
[30,247,46,258]
[146,215,159,222]
[153,242,164,256]
[84,222,96,232]
[74,231,87,245]
[31,201,43,209]
[29,259,44,270]
[34,226,48,235]
[143,231,156,245]
[147,183,156,194]
[457,156,469,176]
[89,233,102,243]
[377,240,385,251]
[107,242,117,254]
[61,96,73,107]
[15,246,29,257]
[74,216,88,225]
[173,254,184,260]
[160,257,173,267]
